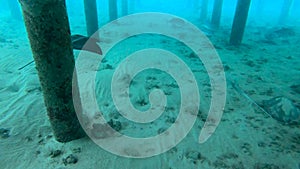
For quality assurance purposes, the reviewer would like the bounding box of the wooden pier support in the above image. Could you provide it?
[121,0,128,16]
[109,0,118,21]
[211,0,223,28]
[19,0,85,142]
[84,0,99,36]
[279,0,293,24]
[229,0,252,46]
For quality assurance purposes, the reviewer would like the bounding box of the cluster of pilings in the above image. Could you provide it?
[200,0,294,45]
[13,0,295,143]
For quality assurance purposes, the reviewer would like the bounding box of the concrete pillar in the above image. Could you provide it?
[229,0,251,46]
[279,0,293,24]
[109,0,118,21]
[200,0,209,22]
[19,0,85,142]
[211,0,223,28]
[84,0,99,36]
[122,0,128,16]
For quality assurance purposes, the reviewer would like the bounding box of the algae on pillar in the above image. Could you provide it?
[84,0,99,36]
[19,0,85,142]
[229,0,251,46]
[211,0,223,28]
[109,0,118,21]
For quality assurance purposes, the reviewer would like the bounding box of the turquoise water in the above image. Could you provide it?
[0,0,299,168]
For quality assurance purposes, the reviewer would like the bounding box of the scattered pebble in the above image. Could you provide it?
[63,154,78,165]
[254,163,281,169]
[231,162,245,169]
[50,150,62,158]
[245,60,255,67]
[188,52,197,58]
[46,134,53,139]
[291,84,300,94]
[218,153,239,159]
[72,147,82,153]
[257,141,267,148]
[241,143,252,156]
[166,116,176,123]
[157,128,165,134]
[38,139,44,145]
[185,151,202,164]
[108,119,122,131]
[0,128,10,138]
[168,147,177,154]
[224,65,231,71]
[24,136,33,142]
[35,150,41,155]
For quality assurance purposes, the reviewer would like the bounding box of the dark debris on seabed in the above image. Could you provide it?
[62,154,78,166]
[0,128,10,138]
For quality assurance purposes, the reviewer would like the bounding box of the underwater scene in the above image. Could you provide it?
[0,0,300,168]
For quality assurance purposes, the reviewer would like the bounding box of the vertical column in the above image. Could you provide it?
[200,0,209,22]
[109,0,118,21]
[19,0,85,142]
[84,0,99,36]
[211,0,223,28]
[279,0,293,24]
[229,0,252,46]
[122,0,128,16]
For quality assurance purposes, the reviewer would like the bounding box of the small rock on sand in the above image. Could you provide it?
[0,128,10,138]
[50,150,62,158]
[63,154,78,165]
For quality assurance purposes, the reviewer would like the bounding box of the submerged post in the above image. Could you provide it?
[84,0,99,36]
[19,0,85,142]
[279,0,293,25]
[229,0,251,46]
[200,0,209,22]
[109,0,118,21]
[121,0,128,16]
[211,0,223,28]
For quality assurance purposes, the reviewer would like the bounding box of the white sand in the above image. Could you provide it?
[0,12,300,169]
